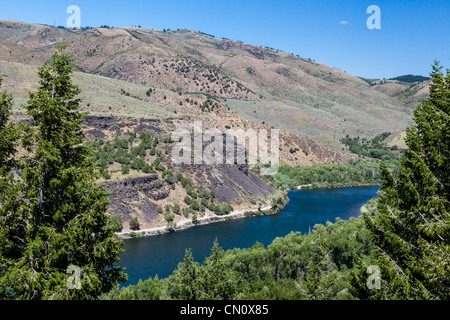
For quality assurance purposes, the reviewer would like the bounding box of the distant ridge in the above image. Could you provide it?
[389,74,431,83]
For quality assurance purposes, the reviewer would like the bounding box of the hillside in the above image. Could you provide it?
[0,20,429,233]
[2,59,351,233]
[365,78,430,110]
[0,20,429,147]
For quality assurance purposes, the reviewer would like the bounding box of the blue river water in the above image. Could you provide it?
[117,185,379,286]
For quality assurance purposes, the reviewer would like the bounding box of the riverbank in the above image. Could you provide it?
[117,185,380,285]
[295,182,380,191]
[115,184,376,239]
[117,204,277,239]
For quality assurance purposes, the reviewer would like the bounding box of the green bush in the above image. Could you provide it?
[213,203,233,216]
[121,165,130,175]
[190,199,200,211]
[129,218,140,231]
[102,171,112,180]
[142,163,154,173]
[173,203,181,215]
[164,212,175,223]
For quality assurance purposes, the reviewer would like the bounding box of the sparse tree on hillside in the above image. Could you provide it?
[129,218,140,231]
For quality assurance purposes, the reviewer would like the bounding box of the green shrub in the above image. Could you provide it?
[121,165,130,175]
[190,199,200,211]
[164,212,175,223]
[173,203,181,215]
[142,163,154,173]
[102,170,112,180]
[129,218,140,231]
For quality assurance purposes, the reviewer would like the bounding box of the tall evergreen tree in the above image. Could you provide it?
[168,249,201,300]
[304,227,341,300]
[198,239,238,300]
[0,78,18,173]
[0,43,126,299]
[0,78,23,299]
[364,61,450,299]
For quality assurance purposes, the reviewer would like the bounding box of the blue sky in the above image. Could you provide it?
[1,0,449,79]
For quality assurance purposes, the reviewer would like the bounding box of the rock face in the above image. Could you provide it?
[104,175,170,227]
[103,163,273,229]
[83,116,165,137]
[180,164,273,205]
[104,175,170,202]
[94,117,275,230]
[171,133,273,205]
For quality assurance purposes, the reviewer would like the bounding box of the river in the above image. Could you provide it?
[117,185,379,286]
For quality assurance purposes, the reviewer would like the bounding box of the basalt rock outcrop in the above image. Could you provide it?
[103,175,170,227]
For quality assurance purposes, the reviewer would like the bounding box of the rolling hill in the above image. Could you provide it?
[0,20,429,148]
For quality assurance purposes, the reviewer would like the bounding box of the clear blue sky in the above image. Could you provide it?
[1,0,449,79]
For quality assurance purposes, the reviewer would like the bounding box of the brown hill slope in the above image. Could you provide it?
[0,20,428,148]
[1,60,351,167]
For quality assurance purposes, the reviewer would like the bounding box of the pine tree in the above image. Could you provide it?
[364,61,450,299]
[1,43,126,299]
[169,249,201,300]
[198,239,238,300]
[0,78,23,299]
[0,78,18,173]
[304,227,340,300]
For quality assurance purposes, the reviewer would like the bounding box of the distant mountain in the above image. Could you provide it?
[389,74,431,83]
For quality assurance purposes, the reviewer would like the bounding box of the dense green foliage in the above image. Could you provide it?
[107,215,123,233]
[90,131,163,178]
[0,44,126,299]
[0,78,19,174]
[0,78,23,299]
[270,160,386,190]
[110,216,375,300]
[269,135,402,190]
[340,132,397,160]
[363,62,450,300]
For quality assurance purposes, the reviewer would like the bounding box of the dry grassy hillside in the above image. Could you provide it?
[1,59,353,167]
[0,20,429,149]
